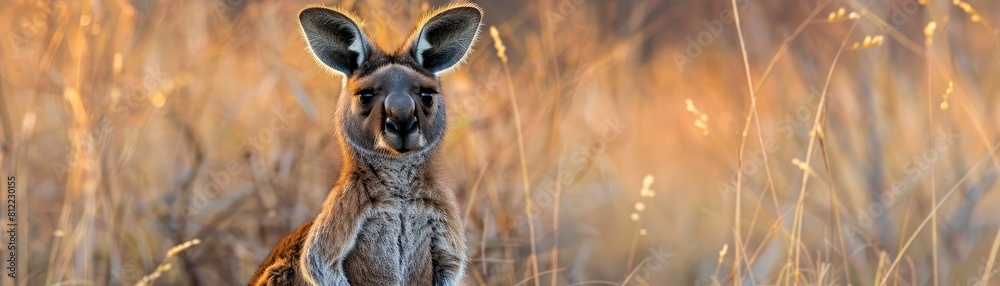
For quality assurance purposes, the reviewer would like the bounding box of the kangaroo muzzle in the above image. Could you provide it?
[381,92,424,153]
[385,92,417,136]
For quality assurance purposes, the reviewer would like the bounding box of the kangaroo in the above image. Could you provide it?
[250,3,482,286]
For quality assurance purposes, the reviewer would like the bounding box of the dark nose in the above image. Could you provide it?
[384,92,417,136]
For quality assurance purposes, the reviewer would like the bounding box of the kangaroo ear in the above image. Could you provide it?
[408,4,483,74]
[299,7,372,76]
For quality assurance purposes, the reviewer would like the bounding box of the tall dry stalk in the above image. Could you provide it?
[491,25,539,286]
[728,0,765,282]
[787,2,872,283]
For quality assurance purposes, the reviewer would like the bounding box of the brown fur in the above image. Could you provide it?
[251,221,313,286]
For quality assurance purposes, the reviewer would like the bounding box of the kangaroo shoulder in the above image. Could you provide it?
[249,221,313,286]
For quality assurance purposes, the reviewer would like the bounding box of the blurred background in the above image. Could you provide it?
[2,0,1000,285]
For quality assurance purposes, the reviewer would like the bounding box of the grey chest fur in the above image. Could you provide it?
[342,198,443,286]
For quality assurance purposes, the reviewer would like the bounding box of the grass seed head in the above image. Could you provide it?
[684,99,710,135]
[955,1,982,22]
[717,244,729,265]
[941,81,954,110]
[925,21,937,46]
[489,26,507,63]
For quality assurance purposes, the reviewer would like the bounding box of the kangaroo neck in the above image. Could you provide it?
[336,136,439,197]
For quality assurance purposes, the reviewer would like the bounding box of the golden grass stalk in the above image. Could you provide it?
[738,4,835,278]
[787,2,871,283]
[728,0,760,281]
[878,143,1000,286]
[726,0,837,284]
[491,25,539,286]
[550,150,565,286]
[711,243,728,286]
[928,22,941,285]
[624,175,654,276]
[135,238,201,286]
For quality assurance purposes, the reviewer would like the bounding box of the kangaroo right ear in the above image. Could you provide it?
[299,7,371,76]
[407,4,483,74]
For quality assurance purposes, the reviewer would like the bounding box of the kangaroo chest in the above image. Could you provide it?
[343,196,443,286]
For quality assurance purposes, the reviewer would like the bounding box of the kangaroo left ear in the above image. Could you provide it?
[299,7,372,77]
[407,4,483,74]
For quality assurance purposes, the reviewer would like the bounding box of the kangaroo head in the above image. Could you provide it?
[299,4,482,159]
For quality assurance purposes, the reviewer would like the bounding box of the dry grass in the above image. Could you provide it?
[2,0,1000,285]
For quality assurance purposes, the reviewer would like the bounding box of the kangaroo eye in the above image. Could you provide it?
[357,89,375,105]
[419,88,437,106]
